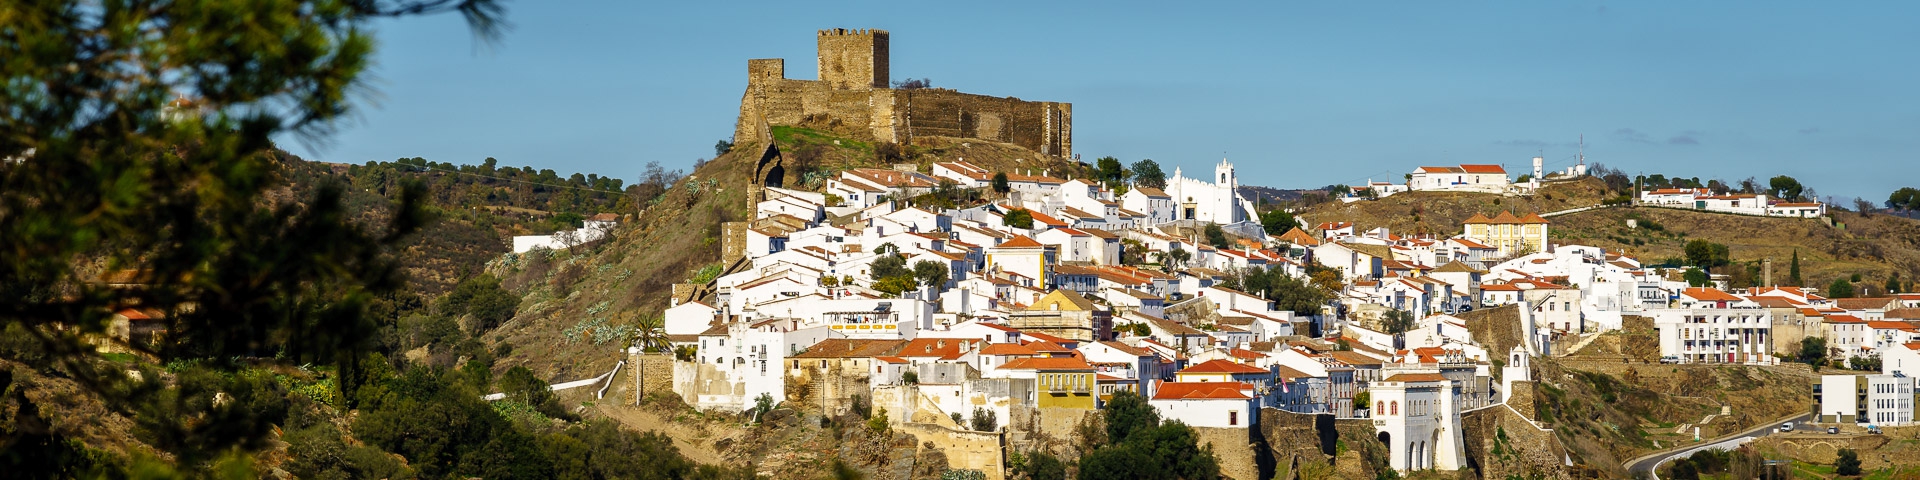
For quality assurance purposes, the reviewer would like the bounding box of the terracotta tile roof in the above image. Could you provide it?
[979,342,1038,356]
[1449,237,1494,249]
[1383,373,1448,382]
[1826,314,1867,324]
[996,235,1045,249]
[1681,287,1743,302]
[1278,227,1320,246]
[1181,359,1269,375]
[1227,348,1267,360]
[998,356,1094,371]
[1835,297,1898,310]
[897,338,979,360]
[1867,321,1920,331]
[1132,186,1168,197]
[791,339,907,358]
[1152,381,1252,400]
[1097,341,1152,357]
[1022,339,1075,354]
[1458,164,1506,174]
[1886,308,1920,320]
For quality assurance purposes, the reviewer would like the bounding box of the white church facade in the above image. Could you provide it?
[1160,159,1259,226]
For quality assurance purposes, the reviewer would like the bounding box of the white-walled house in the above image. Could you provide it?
[1151,381,1258,428]
[1652,308,1775,365]
[1408,164,1509,193]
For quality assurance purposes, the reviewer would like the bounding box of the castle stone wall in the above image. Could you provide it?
[735,29,1070,159]
[1194,426,1258,479]
[895,422,1005,480]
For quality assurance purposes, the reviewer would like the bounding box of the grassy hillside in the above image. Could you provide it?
[272,152,635,294]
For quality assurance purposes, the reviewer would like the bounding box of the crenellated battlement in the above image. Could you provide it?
[817,28,888,37]
[735,29,1072,168]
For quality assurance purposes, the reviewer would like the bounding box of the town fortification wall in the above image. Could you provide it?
[1459,404,1569,479]
[894,422,1006,480]
[1192,426,1257,480]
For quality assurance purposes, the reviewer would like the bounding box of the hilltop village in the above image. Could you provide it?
[527,29,1920,480]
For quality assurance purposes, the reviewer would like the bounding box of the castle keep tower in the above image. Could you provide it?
[735,29,1071,161]
[817,29,889,90]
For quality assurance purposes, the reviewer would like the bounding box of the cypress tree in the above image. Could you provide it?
[1789,250,1802,286]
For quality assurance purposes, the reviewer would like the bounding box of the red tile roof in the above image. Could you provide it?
[1180,359,1269,375]
[1681,287,1743,302]
[1458,164,1507,174]
[1384,373,1448,382]
[996,235,1045,249]
[1152,381,1252,400]
[979,343,1038,356]
[998,356,1094,371]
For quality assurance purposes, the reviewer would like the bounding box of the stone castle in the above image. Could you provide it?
[735,29,1073,160]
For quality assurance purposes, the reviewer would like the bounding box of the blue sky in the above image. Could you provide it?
[289,1,1919,202]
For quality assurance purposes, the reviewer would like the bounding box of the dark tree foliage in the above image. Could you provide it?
[1380,309,1416,335]
[1004,209,1035,229]
[1013,451,1067,480]
[1789,250,1803,286]
[1102,391,1159,444]
[1769,175,1805,202]
[913,260,950,292]
[1683,267,1710,287]
[970,406,998,432]
[992,172,1012,194]
[1828,277,1856,299]
[1078,391,1220,480]
[1230,266,1333,316]
[1889,187,1920,211]
[0,1,751,476]
[714,139,734,156]
[891,78,932,89]
[0,0,519,475]
[1204,224,1230,249]
[1260,209,1297,236]
[1835,448,1861,475]
[1798,337,1827,365]
[1095,156,1126,188]
[1683,239,1731,273]
[439,273,520,333]
[1130,159,1167,190]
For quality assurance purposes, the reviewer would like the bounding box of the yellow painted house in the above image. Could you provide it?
[1462,211,1550,257]
[1002,356,1098,410]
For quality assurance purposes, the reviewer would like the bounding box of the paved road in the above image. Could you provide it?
[1623,412,1810,479]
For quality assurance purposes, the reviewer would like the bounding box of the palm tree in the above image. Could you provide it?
[632,313,670,353]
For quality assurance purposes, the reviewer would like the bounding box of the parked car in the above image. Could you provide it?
[1780,422,1793,433]
[1660,355,1681,364]
[1828,426,1839,434]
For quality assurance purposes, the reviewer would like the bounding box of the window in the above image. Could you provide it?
[1377,401,1384,413]
[1229,411,1239,426]
[1391,401,1398,415]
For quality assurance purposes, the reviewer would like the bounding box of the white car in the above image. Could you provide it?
[1779,422,1793,433]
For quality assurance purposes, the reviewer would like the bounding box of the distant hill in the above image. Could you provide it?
[1292,176,1920,290]
[1239,184,1314,206]
[271,151,635,294]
